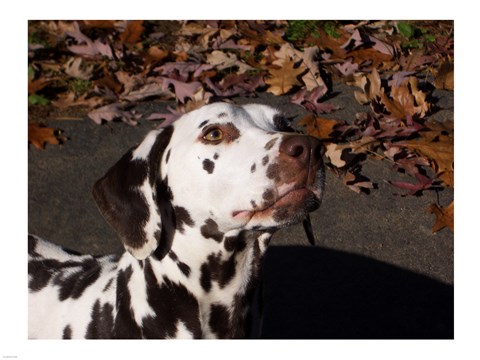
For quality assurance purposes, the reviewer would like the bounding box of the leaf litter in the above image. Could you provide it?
[28,20,453,232]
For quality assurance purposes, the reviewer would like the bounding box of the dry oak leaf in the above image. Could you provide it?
[428,201,454,233]
[343,171,374,194]
[265,58,305,96]
[353,69,430,121]
[298,114,343,140]
[118,20,145,45]
[273,44,326,91]
[52,92,104,109]
[28,123,67,149]
[397,132,453,187]
[206,50,254,74]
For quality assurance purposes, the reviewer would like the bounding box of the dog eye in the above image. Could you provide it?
[203,128,223,143]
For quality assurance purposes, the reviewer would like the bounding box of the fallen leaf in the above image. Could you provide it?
[64,57,94,80]
[119,20,144,45]
[298,114,343,140]
[161,78,202,104]
[433,60,454,90]
[397,129,453,186]
[290,86,339,114]
[52,92,104,109]
[428,201,454,232]
[324,143,358,168]
[353,69,430,121]
[28,123,67,149]
[388,173,434,196]
[265,58,304,95]
[87,103,140,125]
[206,50,254,74]
[343,171,375,194]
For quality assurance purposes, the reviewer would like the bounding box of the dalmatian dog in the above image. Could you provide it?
[28,102,325,339]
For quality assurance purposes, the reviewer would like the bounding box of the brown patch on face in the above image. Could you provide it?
[266,163,281,182]
[264,138,278,150]
[262,189,275,203]
[199,122,241,145]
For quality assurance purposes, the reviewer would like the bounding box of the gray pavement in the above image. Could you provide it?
[28,82,453,338]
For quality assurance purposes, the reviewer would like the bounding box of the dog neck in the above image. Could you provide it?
[115,228,272,338]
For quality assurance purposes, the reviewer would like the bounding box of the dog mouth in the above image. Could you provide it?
[232,186,321,222]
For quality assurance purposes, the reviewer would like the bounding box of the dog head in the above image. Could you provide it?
[93,103,324,260]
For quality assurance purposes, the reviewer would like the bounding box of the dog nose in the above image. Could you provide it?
[279,135,324,167]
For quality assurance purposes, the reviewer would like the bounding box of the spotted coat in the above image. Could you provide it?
[28,102,325,339]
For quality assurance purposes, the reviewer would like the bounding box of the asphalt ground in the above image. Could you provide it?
[28,82,453,338]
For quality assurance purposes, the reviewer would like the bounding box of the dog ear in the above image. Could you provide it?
[92,127,175,260]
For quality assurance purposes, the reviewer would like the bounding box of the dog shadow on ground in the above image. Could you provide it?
[248,246,453,339]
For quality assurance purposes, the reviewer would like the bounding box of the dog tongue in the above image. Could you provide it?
[232,210,251,219]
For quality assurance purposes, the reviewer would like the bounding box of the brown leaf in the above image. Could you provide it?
[119,20,145,45]
[298,114,343,140]
[434,61,454,91]
[52,92,104,109]
[28,123,67,149]
[265,58,304,95]
[397,131,453,184]
[353,70,430,121]
[428,201,454,233]
[343,171,374,194]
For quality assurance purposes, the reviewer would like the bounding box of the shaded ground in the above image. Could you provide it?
[28,82,453,338]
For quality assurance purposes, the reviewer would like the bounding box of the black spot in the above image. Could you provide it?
[217,112,227,118]
[202,159,215,174]
[103,278,114,293]
[169,251,191,277]
[200,262,212,292]
[264,138,278,150]
[28,259,61,292]
[165,149,171,163]
[199,120,210,128]
[250,163,256,173]
[209,304,231,338]
[51,258,101,301]
[152,176,176,261]
[199,252,237,293]
[174,206,195,233]
[113,266,143,339]
[177,261,191,277]
[141,261,202,338]
[223,235,247,253]
[251,200,257,208]
[213,153,219,160]
[200,219,224,243]
[86,300,115,339]
[262,155,269,166]
[63,325,72,339]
